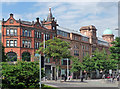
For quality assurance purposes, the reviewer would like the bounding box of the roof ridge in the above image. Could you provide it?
[58,26,77,32]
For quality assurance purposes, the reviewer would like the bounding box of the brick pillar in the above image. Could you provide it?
[31,51,34,62]
[17,51,22,61]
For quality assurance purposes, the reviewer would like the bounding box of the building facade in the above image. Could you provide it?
[1,8,114,80]
[56,26,114,78]
[1,12,57,62]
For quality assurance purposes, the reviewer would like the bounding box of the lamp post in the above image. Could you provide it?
[115,28,119,75]
[115,28,119,37]
[67,48,73,80]
[42,33,46,81]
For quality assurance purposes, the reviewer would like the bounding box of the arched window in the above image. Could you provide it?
[6,52,17,61]
[22,52,31,61]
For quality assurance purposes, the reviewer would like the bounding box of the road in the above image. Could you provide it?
[42,79,119,88]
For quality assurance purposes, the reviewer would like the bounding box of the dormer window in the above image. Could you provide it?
[10,19,14,24]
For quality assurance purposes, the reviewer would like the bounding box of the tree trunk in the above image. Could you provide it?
[85,73,87,80]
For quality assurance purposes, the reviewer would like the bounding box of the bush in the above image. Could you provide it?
[2,61,45,88]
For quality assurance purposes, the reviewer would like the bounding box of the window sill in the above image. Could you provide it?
[6,47,18,48]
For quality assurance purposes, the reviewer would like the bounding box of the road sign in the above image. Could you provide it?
[109,69,112,74]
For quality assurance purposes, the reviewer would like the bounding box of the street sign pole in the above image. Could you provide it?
[109,69,112,82]
[67,58,69,80]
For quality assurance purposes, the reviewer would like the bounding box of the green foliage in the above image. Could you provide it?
[82,54,94,72]
[109,37,120,61]
[2,44,7,62]
[70,57,83,73]
[2,61,45,88]
[82,48,117,73]
[103,59,117,71]
[22,52,31,61]
[7,55,17,62]
[91,48,108,71]
[37,37,71,64]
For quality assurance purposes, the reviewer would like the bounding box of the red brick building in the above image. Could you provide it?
[2,11,58,62]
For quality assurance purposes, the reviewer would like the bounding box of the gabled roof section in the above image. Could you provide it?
[3,13,20,25]
[34,17,42,28]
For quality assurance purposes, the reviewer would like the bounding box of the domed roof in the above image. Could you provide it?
[103,28,113,35]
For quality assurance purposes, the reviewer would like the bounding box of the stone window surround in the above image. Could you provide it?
[35,41,40,49]
[6,39,17,47]
[34,31,41,38]
[22,40,31,48]
[22,29,31,37]
[6,27,17,36]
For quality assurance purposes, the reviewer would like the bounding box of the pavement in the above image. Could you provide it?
[42,79,119,88]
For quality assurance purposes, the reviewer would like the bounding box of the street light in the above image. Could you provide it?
[67,48,73,80]
[42,33,46,81]
[115,28,120,37]
[114,28,119,75]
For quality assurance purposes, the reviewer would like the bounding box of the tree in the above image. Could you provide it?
[36,37,71,79]
[82,48,117,78]
[91,48,108,71]
[70,57,83,79]
[103,59,117,72]
[37,37,71,62]
[2,62,45,88]
[82,54,94,73]
[109,37,120,68]
[2,44,7,62]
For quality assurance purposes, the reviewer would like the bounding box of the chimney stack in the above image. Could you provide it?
[10,13,13,17]
[36,17,39,22]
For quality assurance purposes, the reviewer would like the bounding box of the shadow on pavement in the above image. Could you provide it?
[63,81,88,83]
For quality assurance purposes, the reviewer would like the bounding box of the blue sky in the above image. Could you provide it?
[1,1,119,38]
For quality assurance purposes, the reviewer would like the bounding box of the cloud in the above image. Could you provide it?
[1,0,119,2]
[2,2,118,37]
[50,2,118,37]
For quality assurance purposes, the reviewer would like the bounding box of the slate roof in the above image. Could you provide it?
[57,26,89,38]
